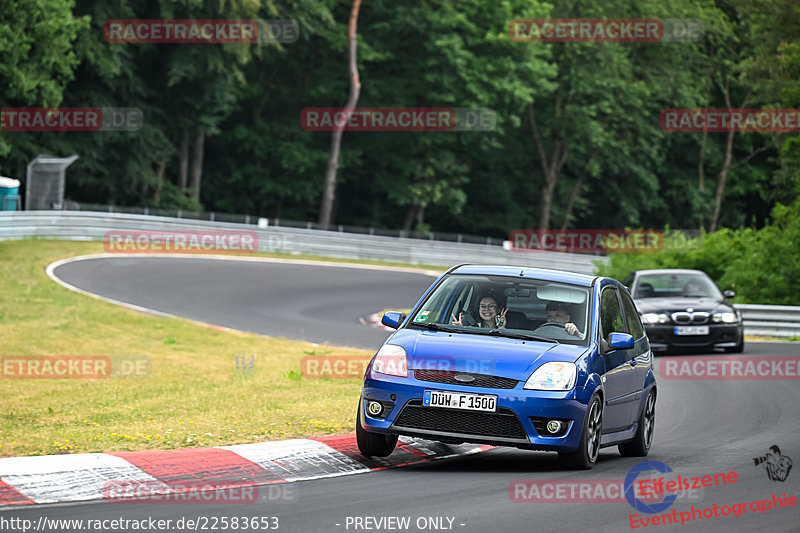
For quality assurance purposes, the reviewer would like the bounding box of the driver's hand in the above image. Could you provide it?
[565,322,579,336]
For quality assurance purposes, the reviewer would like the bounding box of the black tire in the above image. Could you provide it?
[619,390,656,457]
[356,399,398,457]
[725,337,744,353]
[559,394,602,470]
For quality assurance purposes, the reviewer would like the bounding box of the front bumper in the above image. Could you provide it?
[360,371,594,452]
[644,323,743,352]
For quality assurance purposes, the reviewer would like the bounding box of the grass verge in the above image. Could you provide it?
[0,239,439,458]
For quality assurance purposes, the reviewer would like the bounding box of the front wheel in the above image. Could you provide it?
[619,390,656,457]
[559,394,602,470]
[356,399,398,457]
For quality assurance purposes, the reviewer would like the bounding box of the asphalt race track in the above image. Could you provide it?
[51,256,439,349]
[4,256,800,532]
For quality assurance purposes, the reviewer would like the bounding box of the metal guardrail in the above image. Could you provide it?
[3,211,799,338]
[0,210,605,273]
[734,304,800,338]
[59,200,512,246]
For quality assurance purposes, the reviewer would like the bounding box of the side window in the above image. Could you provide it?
[599,287,625,341]
[620,290,645,340]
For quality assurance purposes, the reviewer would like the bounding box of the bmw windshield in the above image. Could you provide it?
[635,273,722,299]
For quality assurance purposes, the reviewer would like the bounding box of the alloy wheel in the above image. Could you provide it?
[586,400,602,462]
[643,393,656,448]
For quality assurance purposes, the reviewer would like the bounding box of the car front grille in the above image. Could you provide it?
[671,311,709,324]
[392,399,527,439]
[413,369,518,389]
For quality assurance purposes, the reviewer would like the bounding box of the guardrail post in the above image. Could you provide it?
[210,212,215,222]
[177,210,182,218]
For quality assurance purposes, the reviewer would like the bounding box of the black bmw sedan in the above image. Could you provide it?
[623,269,744,353]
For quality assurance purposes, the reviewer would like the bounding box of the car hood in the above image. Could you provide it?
[387,328,589,381]
[634,296,733,313]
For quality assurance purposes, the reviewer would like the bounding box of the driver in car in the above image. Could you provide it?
[545,301,583,337]
[683,279,705,296]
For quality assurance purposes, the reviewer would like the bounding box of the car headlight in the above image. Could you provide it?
[641,313,669,324]
[372,345,408,377]
[524,362,577,391]
[712,312,738,323]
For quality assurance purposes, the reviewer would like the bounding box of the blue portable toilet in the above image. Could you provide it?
[0,177,21,211]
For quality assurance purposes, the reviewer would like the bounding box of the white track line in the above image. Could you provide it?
[45,253,440,334]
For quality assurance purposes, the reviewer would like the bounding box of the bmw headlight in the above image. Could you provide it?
[641,313,669,324]
[712,312,738,323]
[524,362,577,391]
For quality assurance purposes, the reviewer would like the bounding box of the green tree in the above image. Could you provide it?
[0,0,87,160]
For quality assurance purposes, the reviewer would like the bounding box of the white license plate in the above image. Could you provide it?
[674,326,709,336]
[423,390,497,412]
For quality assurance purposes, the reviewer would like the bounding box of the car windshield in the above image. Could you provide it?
[408,274,591,345]
[635,273,722,299]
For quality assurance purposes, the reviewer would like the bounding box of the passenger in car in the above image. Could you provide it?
[545,301,583,337]
[452,292,508,329]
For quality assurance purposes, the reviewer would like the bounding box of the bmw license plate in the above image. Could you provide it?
[423,390,497,412]
[674,326,709,336]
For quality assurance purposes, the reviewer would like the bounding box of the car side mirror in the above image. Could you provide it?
[608,332,634,350]
[723,290,736,299]
[381,311,406,329]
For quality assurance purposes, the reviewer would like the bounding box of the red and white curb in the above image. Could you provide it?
[0,434,491,506]
[359,313,392,330]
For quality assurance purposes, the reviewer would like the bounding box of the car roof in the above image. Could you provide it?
[449,264,598,287]
[634,269,708,276]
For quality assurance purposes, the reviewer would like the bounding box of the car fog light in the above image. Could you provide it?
[546,420,562,434]
[367,401,383,416]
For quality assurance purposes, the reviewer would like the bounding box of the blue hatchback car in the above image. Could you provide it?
[357,265,657,469]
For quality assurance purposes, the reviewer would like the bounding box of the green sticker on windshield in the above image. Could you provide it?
[415,311,430,322]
